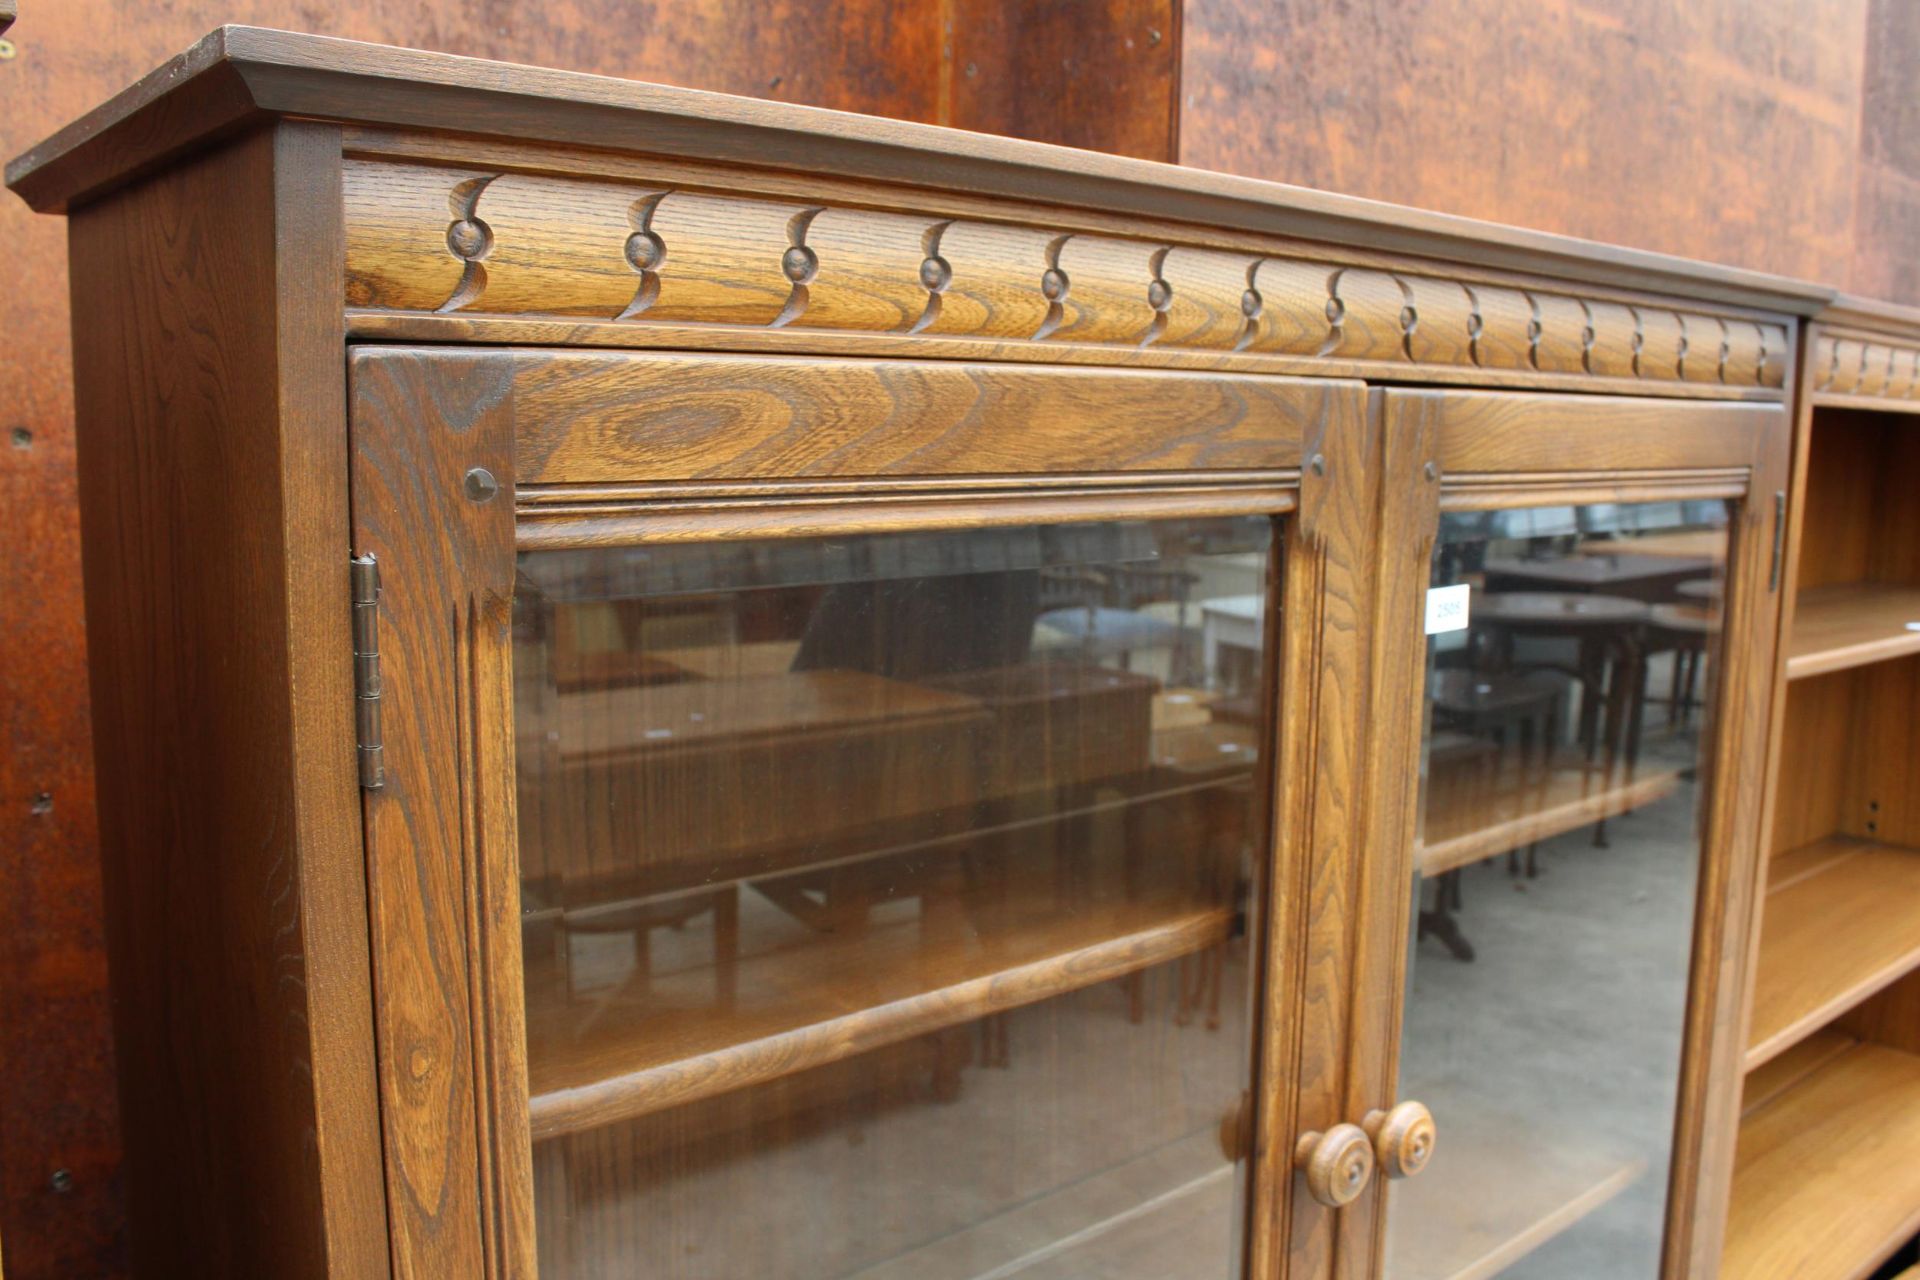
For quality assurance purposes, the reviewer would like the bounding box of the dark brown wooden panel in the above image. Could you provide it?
[945,0,1181,162]
[1181,0,1867,287]
[65,124,387,1279]
[1849,0,1920,306]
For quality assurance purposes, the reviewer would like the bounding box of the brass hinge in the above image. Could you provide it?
[351,553,385,790]
[1768,490,1787,593]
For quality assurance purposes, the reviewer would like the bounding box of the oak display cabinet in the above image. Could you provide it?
[1723,299,1920,1280]
[9,28,1807,1280]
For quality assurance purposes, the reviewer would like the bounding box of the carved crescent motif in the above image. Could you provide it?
[342,159,1790,391]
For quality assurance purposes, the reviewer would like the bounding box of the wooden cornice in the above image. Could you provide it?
[7,26,1832,317]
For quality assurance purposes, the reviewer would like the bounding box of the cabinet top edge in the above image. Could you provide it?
[1818,294,1920,342]
[6,24,1830,318]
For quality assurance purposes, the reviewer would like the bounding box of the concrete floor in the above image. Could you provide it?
[1389,734,1703,1279]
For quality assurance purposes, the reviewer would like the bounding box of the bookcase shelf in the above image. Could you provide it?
[1727,1034,1920,1280]
[1785,583,1920,680]
[1745,836,1920,1070]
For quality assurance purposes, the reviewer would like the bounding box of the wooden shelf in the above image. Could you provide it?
[1745,837,1920,1070]
[1384,1089,1646,1280]
[1726,1036,1920,1280]
[527,889,1233,1140]
[1786,583,1920,680]
[1418,763,1684,877]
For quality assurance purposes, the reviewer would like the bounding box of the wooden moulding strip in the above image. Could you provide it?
[515,481,1297,548]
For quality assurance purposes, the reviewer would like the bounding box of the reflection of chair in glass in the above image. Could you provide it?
[1419,731,1499,962]
[553,887,740,1016]
[1416,671,1564,963]
[1429,668,1563,878]
[1637,602,1714,737]
[1468,591,1650,847]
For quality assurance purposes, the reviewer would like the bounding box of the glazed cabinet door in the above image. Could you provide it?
[347,347,1376,1280]
[1338,391,1790,1280]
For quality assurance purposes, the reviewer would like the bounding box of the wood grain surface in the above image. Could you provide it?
[495,350,1326,484]
[1,8,1910,1279]
[1420,390,1786,478]
[1249,384,1376,1279]
[1809,328,1920,407]
[1790,406,1920,590]
[349,349,535,1278]
[339,156,1793,394]
[1784,583,1920,678]
[64,124,387,1279]
[1725,1040,1920,1279]
[1746,838,1920,1070]
[1340,388,1442,1280]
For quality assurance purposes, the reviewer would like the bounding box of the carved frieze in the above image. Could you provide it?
[344,159,1788,390]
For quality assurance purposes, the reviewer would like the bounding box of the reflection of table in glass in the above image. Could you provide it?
[1483,553,1714,603]
[1430,669,1563,876]
[1676,577,1723,605]
[528,668,994,893]
[1576,529,1728,563]
[1646,602,1715,733]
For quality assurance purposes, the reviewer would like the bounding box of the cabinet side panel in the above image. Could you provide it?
[66,125,387,1278]
[349,349,535,1279]
[1670,413,1793,1276]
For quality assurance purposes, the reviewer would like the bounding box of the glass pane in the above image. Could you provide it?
[1385,500,1731,1279]
[513,518,1277,1279]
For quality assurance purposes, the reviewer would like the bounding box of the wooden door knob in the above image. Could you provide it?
[1363,1101,1436,1179]
[1294,1123,1375,1207]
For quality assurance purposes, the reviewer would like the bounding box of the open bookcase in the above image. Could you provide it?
[1726,310,1920,1280]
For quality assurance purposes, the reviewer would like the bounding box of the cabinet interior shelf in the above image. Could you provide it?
[1726,1032,1920,1280]
[1785,583,1920,680]
[527,889,1233,1141]
[1745,836,1920,1071]
[1417,763,1683,877]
